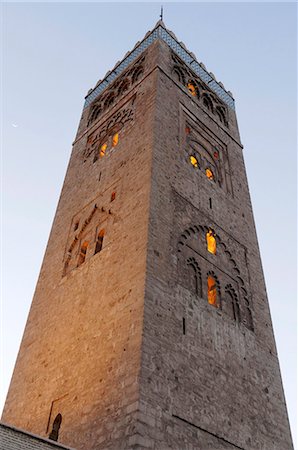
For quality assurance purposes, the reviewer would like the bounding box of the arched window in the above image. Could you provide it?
[187,82,196,96]
[173,67,185,84]
[188,141,218,185]
[202,94,214,112]
[77,241,89,266]
[186,258,202,297]
[242,298,254,331]
[224,286,241,322]
[190,155,199,168]
[216,107,227,125]
[88,104,102,125]
[205,168,214,181]
[207,274,220,308]
[112,133,119,147]
[206,230,216,255]
[100,143,107,158]
[117,79,130,96]
[95,230,104,255]
[104,93,115,109]
[49,413,62,442]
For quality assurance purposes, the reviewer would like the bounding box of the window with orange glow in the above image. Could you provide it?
[206,230,216,254]
[112,133,119,147]
[77,241,89,266]
[111,192,116,202]
[95,229,104,254]
[190,155,199,168]
[207,275,218,307]
[187,82,196,96]
[100,143,107,158]
[205,168,214,180]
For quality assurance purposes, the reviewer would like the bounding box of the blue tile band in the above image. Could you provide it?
[84,26,235,110]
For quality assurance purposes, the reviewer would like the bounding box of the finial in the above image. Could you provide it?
[160,5,163,21]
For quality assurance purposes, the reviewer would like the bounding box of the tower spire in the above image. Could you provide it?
[160,5,163,21]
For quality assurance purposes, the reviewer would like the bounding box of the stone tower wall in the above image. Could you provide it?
[137,41,293,450]
[2,36,293,450]
[2,41,162,450]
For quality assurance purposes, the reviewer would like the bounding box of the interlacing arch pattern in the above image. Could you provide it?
[88,55,145,127]
[187,137,221,186]
[178,224,254,331]
[172,52,229,127]
[84,106,134,162]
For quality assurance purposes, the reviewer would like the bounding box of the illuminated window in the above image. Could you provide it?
[187,82,196,96]
[95,229,104,255]
[213,150,219,159]
[206,230,216,254]
[49,413,62,442]
[205,168,214,180]
[190,155,199,168]
[111,192,116,202]
[207,275,218,307]
[112,133,119,147]
[100,143,107,158]
[77,241,89,266]
[185,126,191,135]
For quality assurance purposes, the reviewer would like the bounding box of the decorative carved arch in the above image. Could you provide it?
[117,78,130,96]
[177,224,253,331]
[225,284,241,322]
[202,93,214,113]
[104,93,115,109]
[170,51,229,128]
[188,138,221,184]
[216,106,227,125]
[87,54,145,126]
[186,256,202,297]
[88,104,102,126]
[132,66,144,84]
[173,66,186,84]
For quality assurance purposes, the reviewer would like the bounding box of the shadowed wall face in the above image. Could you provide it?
[138,40,293,450]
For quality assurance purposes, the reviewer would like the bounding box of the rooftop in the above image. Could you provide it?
[0,423,75,450]
[84,20,235,110]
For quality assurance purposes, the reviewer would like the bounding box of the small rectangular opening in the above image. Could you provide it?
[182,317,186,335]
[209,198,212,209]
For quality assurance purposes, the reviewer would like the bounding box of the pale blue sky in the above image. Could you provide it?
[1,2,297,447]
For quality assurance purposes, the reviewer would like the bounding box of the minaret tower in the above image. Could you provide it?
[2,21,293,450]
